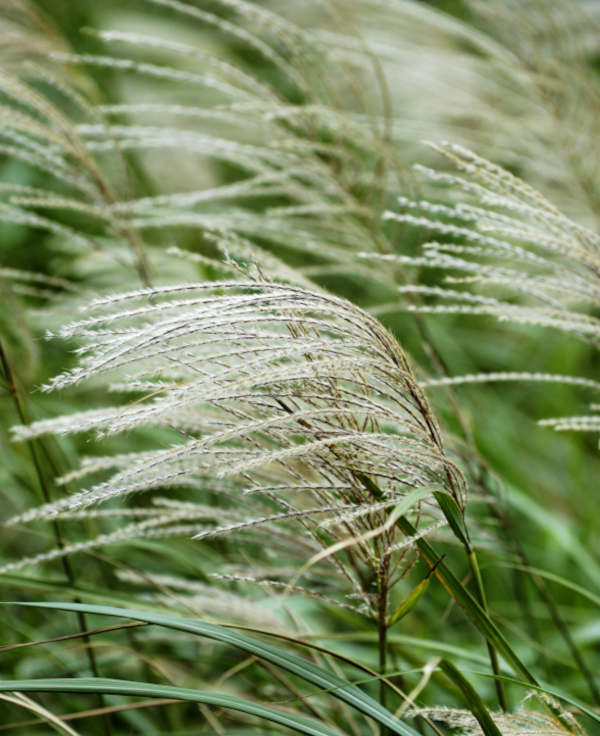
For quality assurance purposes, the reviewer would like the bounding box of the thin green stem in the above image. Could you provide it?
[358,470,508,710]
[467,549,508,711]
[0,338,112,736]
[485,485,600,706]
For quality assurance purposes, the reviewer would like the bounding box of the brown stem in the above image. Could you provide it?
[377,556,390,735]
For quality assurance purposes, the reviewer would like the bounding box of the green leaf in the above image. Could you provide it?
[6,601,419,736]
[395,516,537,685]
[439,659,502,736]
[433,491,469,547]
[389,559,441,627]
[0,677,344,736]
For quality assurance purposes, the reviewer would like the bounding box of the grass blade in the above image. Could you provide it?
[439,659,502,736]
[395,517,537,685]
[6,601,420,736]
[0,677,344,736]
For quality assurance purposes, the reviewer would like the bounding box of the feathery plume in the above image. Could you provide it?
[9,277,465,621]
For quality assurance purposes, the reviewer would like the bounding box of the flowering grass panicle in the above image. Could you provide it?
[8,278,465,622]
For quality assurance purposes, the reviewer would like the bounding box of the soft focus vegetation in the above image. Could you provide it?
[1,1,600,734]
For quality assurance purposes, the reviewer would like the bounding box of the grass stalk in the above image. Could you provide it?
[358,471,508,710]
[378,617,388,736]
[0,338,112,736]
[467,549,508,711]
[377,556,390,735]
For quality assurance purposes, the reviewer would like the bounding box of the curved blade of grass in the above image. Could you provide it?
[395,517,537,685]
[439,659,502,736]
[6,601,419,736]
[389,560,441,627]
[433,492,469,547]
[433,489,505,709]
[0,692,80,736]
[0,677,343,736]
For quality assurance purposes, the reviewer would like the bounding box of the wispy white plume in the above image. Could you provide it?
[9,278,464,620]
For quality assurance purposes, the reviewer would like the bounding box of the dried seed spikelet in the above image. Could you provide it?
[9,279,465,617]
[411,692,586,736]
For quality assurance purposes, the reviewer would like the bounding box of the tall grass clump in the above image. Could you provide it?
[1,1,599,735]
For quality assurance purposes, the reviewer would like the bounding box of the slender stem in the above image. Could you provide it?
[399,380,509,710]
[0,622,147,655]
[0,338,112,736]
[393,514,536,683]
[467,549,508,711]
[371,539,390,735]
[486,488,600,705]
[259,661,326,722]
[375,547,391,736]
[378,616,388,715]
[534,569,600,704]
[358,469,508,710]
